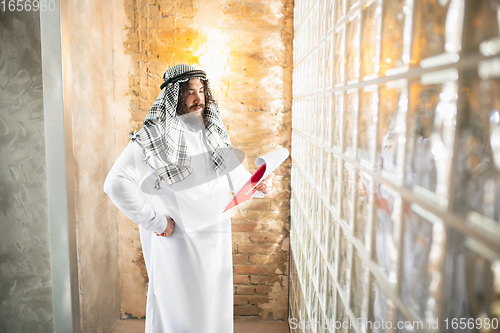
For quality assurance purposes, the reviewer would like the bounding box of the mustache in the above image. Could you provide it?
[189,103,205,110]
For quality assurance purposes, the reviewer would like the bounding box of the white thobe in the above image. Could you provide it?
[104,113,262,333]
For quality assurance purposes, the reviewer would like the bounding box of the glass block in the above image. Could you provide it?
[341,163,355,224]
[335,0,346,24]
[319,258,328,306]
[314,197,322,239]
[319,42,326,91]
[310,4,319,50]
[315,145,321,185]
[380,0,413,75]
[334,25,346,86]
[326,35,334,89]
[344,89,358,157]
[317,309,326,333]
[306,226,314,261]
[412,0,463,66]
[326,0,334,31]
[346,0,357,12]
[372,280,396,333]
[319,0,327,39]
[327,218,338,267]
[406,72,458,206]
[330,155,340,211]
[307,97,313,136]
[374,184,402,285]
[442,234,500,330]
[306,282,312,315]
[324,94,333,146]
[303,60,309,94]
[338,228,351,292]
[321,149,331,200]
[333,92,344,150]
[351,252,366,319]
[317,94,325,142]
[346,13,361,83]
[312,294,320,325]
[378,80,408,184]
[325,271,336,321]
[335,293,349,333]
[314,246,321,287]
[358,85,378,164]
[360,0,382,79]
[311,96,318,138]
[300,301,307,331]
[463,0,500,55]
[312,48,319,93]
[355,172,371,247]
[453,73,500,222]
[401,204,446,326]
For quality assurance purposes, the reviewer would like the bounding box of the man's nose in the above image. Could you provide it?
[193,91,202,103]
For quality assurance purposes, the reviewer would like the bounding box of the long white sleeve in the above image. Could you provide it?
[103,142,167,233]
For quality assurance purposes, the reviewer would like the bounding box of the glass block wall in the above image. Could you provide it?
[289,0,500,332]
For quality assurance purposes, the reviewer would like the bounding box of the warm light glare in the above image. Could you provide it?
[198,54,212,67]
[491,110,499,124]
[193,28,230,96]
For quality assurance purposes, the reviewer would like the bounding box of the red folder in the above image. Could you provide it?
[223,163,267,212]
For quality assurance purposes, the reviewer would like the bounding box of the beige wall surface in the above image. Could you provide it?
[65,0,120,331]
[118,0,293,321]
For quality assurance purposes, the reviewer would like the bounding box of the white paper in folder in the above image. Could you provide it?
[223,147,289,212]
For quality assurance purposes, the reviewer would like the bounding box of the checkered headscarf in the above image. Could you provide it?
[131,64,232,188]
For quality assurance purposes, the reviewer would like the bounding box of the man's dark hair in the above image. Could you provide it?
[176,79,216,119]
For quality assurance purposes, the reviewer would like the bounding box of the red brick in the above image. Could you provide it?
[249,234,266,242]
[255,286,273,295]
[233,275,249,284]
[263,264,287,275]
[234,305,260,316]
[247,211,282,221]
[238,244,276,254]
[249,254,287,264]
[248,295,269,305]
[234,265,266,275]
[245,200,271,211]
[250,275,280,285]
[232,233,249,243]
[236,286,255,295]
[232,223,259,232]
[249,232,283,243]
[234,295,249,306]
[260,221,286,232]
[233,254,248,264]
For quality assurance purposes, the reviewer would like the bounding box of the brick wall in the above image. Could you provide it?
[120,0,293,321]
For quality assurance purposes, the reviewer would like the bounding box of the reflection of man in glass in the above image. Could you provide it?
[104,64,271,332]
[406,88,438,191]
[444,84,497,332]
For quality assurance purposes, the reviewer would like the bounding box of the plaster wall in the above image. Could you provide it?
[0,10,54,333]
[65,0,120,331]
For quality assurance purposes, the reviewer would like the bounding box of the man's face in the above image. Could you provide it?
[183,78,205,113]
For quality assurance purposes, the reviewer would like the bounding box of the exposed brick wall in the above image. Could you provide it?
[121,0,292,321]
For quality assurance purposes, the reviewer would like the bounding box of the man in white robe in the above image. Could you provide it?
[104,64,271,333]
